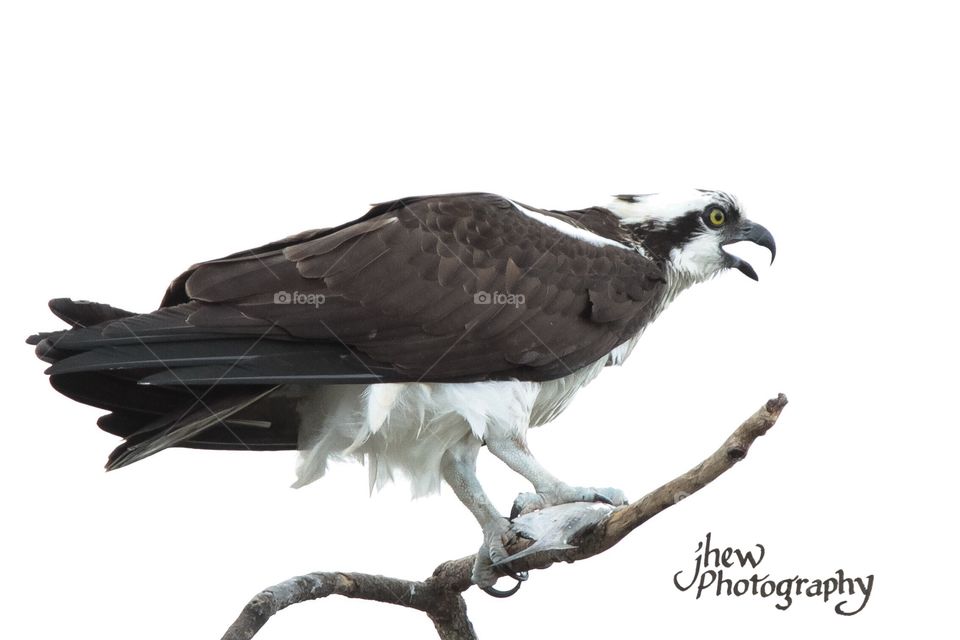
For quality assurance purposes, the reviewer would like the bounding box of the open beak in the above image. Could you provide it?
[721,221,776,281]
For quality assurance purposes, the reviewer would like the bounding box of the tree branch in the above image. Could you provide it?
[222,394,788,639]
[220,571,476,640]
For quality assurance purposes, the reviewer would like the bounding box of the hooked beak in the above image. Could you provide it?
[721,221,776,281]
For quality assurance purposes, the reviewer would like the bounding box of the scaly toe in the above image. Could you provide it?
[512,484,629,517]
[473,521,527,592]
[473,518,527,586]
[472,543,499,588]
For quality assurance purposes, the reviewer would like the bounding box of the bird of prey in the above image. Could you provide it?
[28,190,775,590]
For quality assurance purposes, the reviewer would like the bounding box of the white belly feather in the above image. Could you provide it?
[292,337,640,496]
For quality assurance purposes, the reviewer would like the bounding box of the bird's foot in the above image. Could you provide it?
[473,517,528,593]
[511,483,628,518]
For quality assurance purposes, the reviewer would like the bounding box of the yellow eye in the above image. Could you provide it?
[708,209,726,226]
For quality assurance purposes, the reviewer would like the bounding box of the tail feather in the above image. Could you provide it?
[29,298,307,466]
[49,297,137,328]
[105,386,280,470]
[27,298,139,360]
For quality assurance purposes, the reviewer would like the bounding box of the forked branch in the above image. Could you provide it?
[222,394,788,640]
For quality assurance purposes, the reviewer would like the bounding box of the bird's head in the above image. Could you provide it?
[608,189,776,282]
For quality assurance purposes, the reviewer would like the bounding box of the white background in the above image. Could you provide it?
[2,2,957,638]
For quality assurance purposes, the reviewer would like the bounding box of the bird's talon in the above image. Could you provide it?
[511,485,628,517]
[481,578,523,598]
[510,492,546,519]
[473,517,526,588]
[502,566,528,581]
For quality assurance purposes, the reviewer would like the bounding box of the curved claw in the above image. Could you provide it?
[503,567,528,582]
[510,492,545,519]
[481,578,523,598]
[592,492,614,506]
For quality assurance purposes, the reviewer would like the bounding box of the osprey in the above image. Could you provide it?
[28,190,775,590]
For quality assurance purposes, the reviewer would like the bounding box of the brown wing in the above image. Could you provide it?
[171,192,666,381]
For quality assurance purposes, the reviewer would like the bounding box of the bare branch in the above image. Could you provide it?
[220,571,477,640]
[222,394,787,639]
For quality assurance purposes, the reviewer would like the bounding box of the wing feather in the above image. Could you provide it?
[51,193,666,385]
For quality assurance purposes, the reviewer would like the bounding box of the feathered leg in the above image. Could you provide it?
[440,436,525,590]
